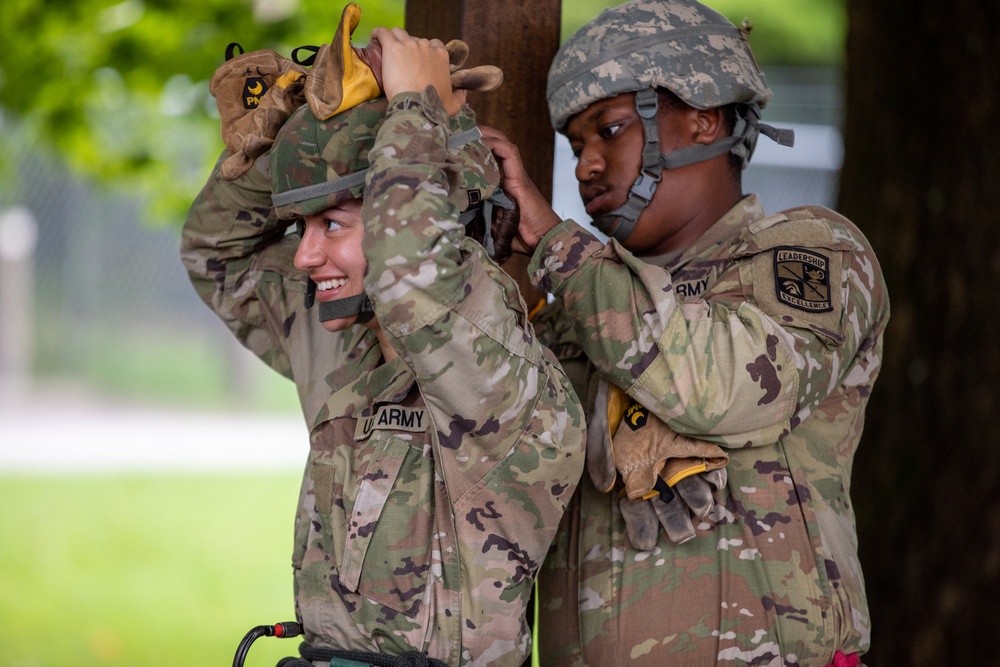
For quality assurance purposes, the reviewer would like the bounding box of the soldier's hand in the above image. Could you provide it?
[481,126,561,253]
[372,27,465,116]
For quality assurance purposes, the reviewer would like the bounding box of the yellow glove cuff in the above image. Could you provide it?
[331,2,380,117]
[607,384,629,438]
[275,70,305,90]
[664,460,708,488]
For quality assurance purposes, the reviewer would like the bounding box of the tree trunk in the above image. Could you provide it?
[405,0,560,308]
[840,1,1000,663]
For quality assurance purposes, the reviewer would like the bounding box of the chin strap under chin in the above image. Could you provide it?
[593,89,795,244]
[592,88,662,243]
[303,276,373,322]
[317,293,375,323]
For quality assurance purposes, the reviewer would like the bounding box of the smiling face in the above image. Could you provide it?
[566,91,739,256]
[292,197,371,333]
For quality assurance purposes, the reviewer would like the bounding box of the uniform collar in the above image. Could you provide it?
[369,355,417,406]
[314,331,417,427]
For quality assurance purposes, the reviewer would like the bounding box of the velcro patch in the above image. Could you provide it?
[773,247,832,313]
[355,406,428,440]
[241,77,267,109]
[623,401,648,431]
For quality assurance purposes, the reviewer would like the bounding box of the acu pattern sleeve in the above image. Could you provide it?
[181,150,297,378]
[729,206,888,436]
[528,208,888,449]
[181,150,354,421]
[362,87,576,492]
[362,90,586,662]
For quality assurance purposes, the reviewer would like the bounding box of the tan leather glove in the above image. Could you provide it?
[209,44,306,180]
[586,380,729,550]
[302,3,504,122]
[303,2,383,121]
[618,466,728,550]
[442,39,504,93]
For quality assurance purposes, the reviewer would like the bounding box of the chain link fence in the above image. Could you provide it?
[0,116,270,409]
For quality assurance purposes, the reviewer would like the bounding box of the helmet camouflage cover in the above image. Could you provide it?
[270,96,501,220]
[546,0,773,132]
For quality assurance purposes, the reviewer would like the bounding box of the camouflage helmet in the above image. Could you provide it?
[547,0,772,132]
[269,95,510,322]
[270,96,501,220]
[546,0,793,245]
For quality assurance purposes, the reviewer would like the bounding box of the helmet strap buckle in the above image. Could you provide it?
[635,88,659,120]
[594,88,664,243]
[630,171,660,204]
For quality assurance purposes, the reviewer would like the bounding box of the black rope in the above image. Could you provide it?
[235,623,302,667]
[277,642,450,667]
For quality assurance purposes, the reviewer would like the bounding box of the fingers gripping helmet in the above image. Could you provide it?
[270,97,508,322]
[547,0,794,242]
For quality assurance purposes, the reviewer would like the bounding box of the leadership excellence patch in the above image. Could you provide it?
[773,246,833,312]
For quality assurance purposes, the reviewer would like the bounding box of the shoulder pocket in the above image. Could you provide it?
[737,210,853,346]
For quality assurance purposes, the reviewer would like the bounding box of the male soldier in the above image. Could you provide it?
[484,0,889,665]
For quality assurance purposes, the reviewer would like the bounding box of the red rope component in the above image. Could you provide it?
[823,651,861,667]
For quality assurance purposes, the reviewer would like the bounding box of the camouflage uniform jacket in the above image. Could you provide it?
[527,194,889,666]
[181,91,584,667]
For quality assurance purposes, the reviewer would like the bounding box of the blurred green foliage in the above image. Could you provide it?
[0,0,406,223]
[0,0,843,224]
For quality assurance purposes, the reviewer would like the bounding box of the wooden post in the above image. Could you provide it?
[405,0,561,308]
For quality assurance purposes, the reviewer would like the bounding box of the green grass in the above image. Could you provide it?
[0,473,304,667]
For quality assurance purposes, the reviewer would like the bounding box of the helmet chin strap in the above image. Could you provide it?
[592,89,661,243]
[318,293,375,323]
[303,278,375,323]
[592,90,794,244]
[457,188,516,259]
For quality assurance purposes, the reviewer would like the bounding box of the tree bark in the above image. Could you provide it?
[840,1,1000,663]
[405,0,560,308]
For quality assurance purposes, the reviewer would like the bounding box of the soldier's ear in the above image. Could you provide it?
[692,107,726,145]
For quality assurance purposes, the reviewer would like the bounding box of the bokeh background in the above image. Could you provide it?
[3,0,997,665]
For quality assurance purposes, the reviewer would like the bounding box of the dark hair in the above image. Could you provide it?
[489,196,520,265]
[463,195,519,265]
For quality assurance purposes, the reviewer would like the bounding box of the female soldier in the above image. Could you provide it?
[182,24,583,667]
